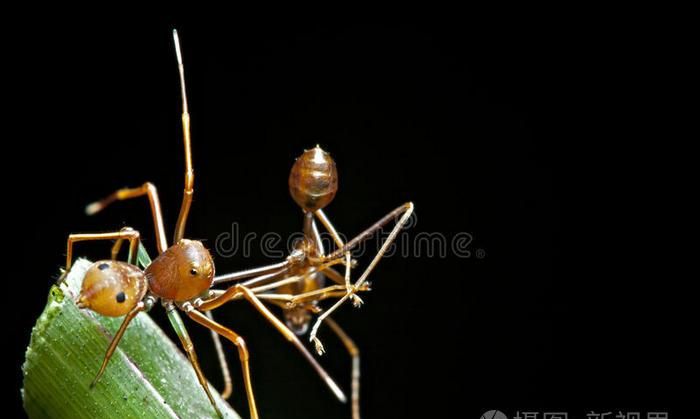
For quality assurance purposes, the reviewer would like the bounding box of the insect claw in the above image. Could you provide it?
[311,336,325,355]
[350,293,364,308]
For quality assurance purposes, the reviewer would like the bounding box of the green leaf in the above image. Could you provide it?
[22,259,240,419]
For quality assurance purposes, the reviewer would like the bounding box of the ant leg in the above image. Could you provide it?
[237,257,346,296]
[254,287,371,312]
[164,304,222,417]
[61,228,140,283]
[309,203,414,354]
[216,276,305,304]
[314,210,360,306]
[198,286,347,403]
[113,240,152,269]
[213,260,291,286]
[326,202,414,260]
[182,303,259,419]
[326,318,361,419]
[205,311,233,400]
[347,202,414,290]
[237,257,348,292]
[251,287,345,305]
[212,275,367,307]
[323,266,366,288]
[110,227,140,262]
[90,301,147,387]
[313,209,345,249]
[287,284,370,307]
[237,268,290,289]
[221,265,369,307]
[211,231,350,288]
[85,182,168,254]
[309,217,326,256]
[303,212,326,258]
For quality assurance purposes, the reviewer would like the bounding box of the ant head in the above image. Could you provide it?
[284,307,312,336]
[145,239,215,301]
[288,145,338,211]
[78,261,146,317]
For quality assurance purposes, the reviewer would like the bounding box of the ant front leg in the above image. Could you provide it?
[312,211,361,307]
[309,202,414,354]
[252,281,371,310]
[289,282,371,308]
[60,227,141,283]
[323,266,367,289]
[212,260,291,287]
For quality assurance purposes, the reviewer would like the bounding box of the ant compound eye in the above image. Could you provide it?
[98,263,110,271]
[115,291,126,303]
[190,268,198,276]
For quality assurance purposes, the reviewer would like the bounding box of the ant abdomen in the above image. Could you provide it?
[289,145,338,211]
[77,261,147,317]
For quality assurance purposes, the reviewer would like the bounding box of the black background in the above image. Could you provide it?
[7,12,679,419]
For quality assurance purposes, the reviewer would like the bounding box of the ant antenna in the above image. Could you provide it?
[172,29,189,114]
[172,28,194,243]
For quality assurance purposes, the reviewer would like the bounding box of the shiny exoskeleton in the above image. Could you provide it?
[76,240,213,316]
[212,145,415,419]
[289,146,338,212]
[59,30,348,419]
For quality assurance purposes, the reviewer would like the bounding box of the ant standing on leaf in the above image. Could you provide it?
[60,30,349,419]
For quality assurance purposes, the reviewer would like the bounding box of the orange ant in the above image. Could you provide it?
[209,146,414,419]
[60,30,347,419]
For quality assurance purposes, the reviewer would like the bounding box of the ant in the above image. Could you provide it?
[209,146,414,419]
[60,30,347,419]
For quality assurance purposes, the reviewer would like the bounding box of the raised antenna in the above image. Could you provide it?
[172,29,189,114]
[172,28,194,243]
